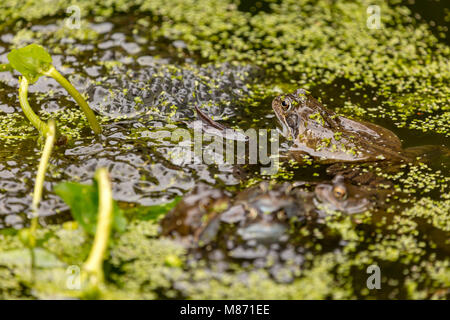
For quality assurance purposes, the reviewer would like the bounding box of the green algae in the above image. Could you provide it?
[0,108,103,145]
[1,196,449,299]
[379,162,450,197]
[2,0,449,136]
[1,0,448,120]
[400,198,450,233]
[2,217,352,299]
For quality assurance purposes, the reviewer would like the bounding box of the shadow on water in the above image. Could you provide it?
[237,0,278,15]
[402,0,450,45]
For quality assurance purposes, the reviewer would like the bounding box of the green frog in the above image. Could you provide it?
[272,88,408,164]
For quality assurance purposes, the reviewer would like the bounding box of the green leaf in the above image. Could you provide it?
[131,197,182,221]
[54,180,127,236]
[7,44,52,83]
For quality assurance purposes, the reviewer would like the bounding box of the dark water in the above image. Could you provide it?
[403,0,450,45]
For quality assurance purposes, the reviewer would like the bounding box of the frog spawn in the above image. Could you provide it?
[86,62,260,120]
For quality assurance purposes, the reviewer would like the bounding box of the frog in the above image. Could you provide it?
[160,179,393,281]
[272,88,450,187]
[160,182,314,281]
[272,88,409,164]
[160,178,385,256]
[314,175,380,215]
[160,182,315,248]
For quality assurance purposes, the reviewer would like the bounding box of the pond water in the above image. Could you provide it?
[0,0,449,299]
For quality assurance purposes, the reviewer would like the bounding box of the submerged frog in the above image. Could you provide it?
[160,177,385,255]
[160,182,312,247]
[160,179,393,281]
[314,175,384,214]
[272,88,408,164]
[161,182,314,280]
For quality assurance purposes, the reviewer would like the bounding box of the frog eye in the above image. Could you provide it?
[332,185,347,200]
[281,98,292,111]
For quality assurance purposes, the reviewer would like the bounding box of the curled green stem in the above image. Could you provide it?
[44,66,102,135]
[18,77,49,136]
[82,168,113,292]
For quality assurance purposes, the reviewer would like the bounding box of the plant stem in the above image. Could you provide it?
[0,63,13,72]
[29,119,56,275]
[82,168,113,290]
[44,66,102,135]
[30,119,56,230]
[18,77,49,136]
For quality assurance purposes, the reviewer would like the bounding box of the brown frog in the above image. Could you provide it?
[160,178,384,250]
[160,182,314,280]
[160,179,394,282]
[314,175,384,215]
[272,88,409,164]
[160,182,313,248]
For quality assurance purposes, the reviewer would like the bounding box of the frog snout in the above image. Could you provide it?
[314,184,327,201]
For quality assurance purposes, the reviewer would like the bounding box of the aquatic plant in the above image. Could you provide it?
[0,44,101,136]
[29,120,56,252]
[0,44,103,278]
[81,168,115,297]
[17,119,56,274]
[54,175,126,236]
